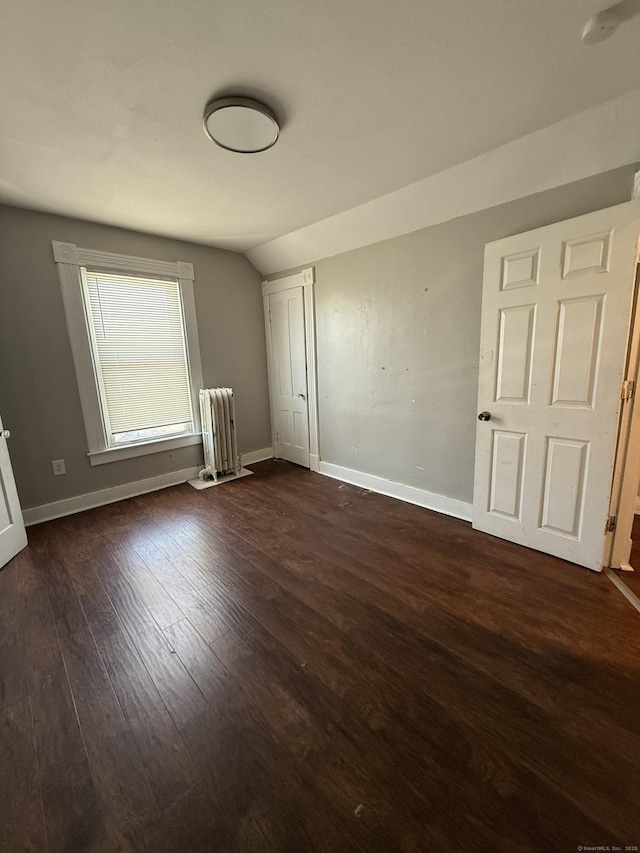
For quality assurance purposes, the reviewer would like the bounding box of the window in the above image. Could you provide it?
[53,242,203,466]
[83,269,194,446]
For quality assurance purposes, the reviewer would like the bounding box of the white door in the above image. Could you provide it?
[473,201,640,571]
[267,286,310,467]
[0,413,27,569]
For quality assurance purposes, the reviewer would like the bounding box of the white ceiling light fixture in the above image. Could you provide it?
[203,96,280,153]
[582,0,640,45]
[582,9,619,44]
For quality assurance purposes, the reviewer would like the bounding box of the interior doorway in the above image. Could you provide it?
[262,268,320,472]
[606,264,640,571]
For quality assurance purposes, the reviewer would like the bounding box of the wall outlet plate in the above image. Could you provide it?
[52,459,66,476]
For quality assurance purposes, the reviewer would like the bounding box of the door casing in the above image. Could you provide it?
[262,268,320,471]
[607,264,640,570]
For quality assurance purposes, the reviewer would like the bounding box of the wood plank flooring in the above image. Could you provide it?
[2,459,640,852]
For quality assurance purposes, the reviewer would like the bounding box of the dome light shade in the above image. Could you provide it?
[203,97,279,153]
[582,10,619,44]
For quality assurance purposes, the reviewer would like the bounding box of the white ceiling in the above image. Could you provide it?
[1,0,640,254]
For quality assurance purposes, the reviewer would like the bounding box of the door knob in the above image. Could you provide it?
[477,412,491,421]
[1,429,10,438]
[297,393,306,400]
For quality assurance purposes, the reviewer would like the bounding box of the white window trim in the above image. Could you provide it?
[52,241,204,466]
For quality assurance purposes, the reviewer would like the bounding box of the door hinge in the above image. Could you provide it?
[605,515,617,534]
[621,380,635,401]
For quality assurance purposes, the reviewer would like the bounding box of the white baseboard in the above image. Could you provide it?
[23,453,471,527]
[635,497,640,515]
[240,447,274,466]
[22,466,201,527]
[309,453,320,473]
[317,461,473,522]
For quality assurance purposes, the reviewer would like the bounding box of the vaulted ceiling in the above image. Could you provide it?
[1,0,640,254]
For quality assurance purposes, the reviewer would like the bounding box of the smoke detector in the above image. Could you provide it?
[582,10,620,44]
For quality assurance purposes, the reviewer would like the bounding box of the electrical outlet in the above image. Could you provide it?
[52,459,66,476]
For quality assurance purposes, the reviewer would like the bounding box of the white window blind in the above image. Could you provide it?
[82,269,193,444]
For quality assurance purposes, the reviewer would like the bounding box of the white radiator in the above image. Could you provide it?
[198,387,240,482]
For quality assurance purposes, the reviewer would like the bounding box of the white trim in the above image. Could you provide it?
[318,461,473,522]
[57,260,107,452]
[178,274,205,436]
[53,242,203,463]
[261,270,312,296]
[262,291,279,459]
[246,87,640,275]
[605,569,640,613]
[22,466,201,526]
[52,242,194,280]
[303,274,320,466]
[88,432,202,466]
[606,263,640,568]
[261,268,320,470]
[240,447,274,466]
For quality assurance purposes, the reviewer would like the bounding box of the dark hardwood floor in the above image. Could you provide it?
[2,459,640,852]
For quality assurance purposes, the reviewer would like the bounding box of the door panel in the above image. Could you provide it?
[268,287,310,467]
[539,437,588,538]
[488,430,526,520]
[501,248,541,290]
[562,231,611,278]
[551,295,603,407]
[473,201,640,571]
[0,414,27,570]
[495,305,535,403]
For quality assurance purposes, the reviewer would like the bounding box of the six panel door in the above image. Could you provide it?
[0,413,27,569]
[473,201,640,571]
[268,286,310,467]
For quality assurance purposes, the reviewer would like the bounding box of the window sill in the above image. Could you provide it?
[88,433,202,466]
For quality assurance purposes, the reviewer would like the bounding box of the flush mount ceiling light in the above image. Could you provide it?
[581,0,640,44]
[582,9,619,44]
[203,96,279,153]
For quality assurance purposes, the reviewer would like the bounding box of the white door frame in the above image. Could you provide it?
[607,264,640,570]
[262,268,320,472]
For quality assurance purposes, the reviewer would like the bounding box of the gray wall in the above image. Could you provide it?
[274,164,639,505]
[0,205,271,510]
